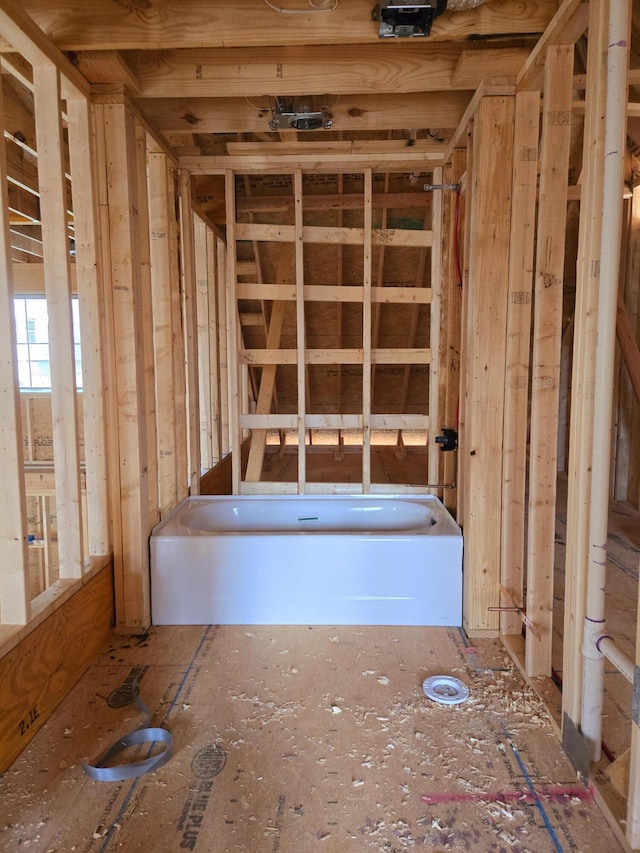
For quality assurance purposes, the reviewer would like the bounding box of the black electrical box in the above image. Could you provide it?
[373,1,448,38]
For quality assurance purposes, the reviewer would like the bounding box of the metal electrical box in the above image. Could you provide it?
[373,1,448,38]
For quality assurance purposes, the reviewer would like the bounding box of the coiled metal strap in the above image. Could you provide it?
[82,679,173,782]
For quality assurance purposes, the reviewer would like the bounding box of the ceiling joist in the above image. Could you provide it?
[8,0,557,51]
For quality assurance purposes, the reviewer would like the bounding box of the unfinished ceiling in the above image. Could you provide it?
[0,0,586,237]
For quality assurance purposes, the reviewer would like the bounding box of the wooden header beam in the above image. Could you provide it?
[129,44,526,99]
[7,1,557,50]
[138,91,472,136]
[181,152,444,175]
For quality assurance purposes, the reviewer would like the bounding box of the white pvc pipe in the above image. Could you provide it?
[597,635,635,685]
[581,0,631,761]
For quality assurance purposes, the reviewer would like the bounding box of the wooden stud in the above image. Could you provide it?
[147,145,180,516]
[225,170,241,493]
[500,90,540,636]
[206,229,221,465]
[562,0,608,726]
[66,96,110,556]
[622,187,640,506]
[0,76,29,624]
[216,237,231,458]
[194,215,213,470]
[165,162,189,504]
[525,45,573,676]
[94,100,151,629]
[461,95,515,636]
[440,151,465,513]
[628,518,640,845]
[294,170,306,492]
[33,63,84,579]
[370,163,390,418]
[178,170,201,495]
[362,169,373,493]
[135,123,159,524]
[428,168,443,490]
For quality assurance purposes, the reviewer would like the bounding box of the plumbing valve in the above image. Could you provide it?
[435,428,458,452]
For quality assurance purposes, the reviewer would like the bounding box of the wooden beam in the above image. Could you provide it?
[500,90,539,637]
[236,191,430,214]
[461,93,514,636]
[181,151,445,175]
[617,291,640,401]
[7,1,557,50]
[94,99,151,629]
[66,95,110,556]
[440,150,465,513]
[140,91,472,136]
[525,45,573,677]
[131,44,467,99]
[517,0,589,92]
[33,63,84,578]
[0,74,29,624]
[148,147,180,516]
[294,170,306,491]
[237,284,431,303]
[194,216,213,470]
[225,170,241,493]
[452,47,530,88]
[227,140,446,157]
[444,79,516,162]
[135,123,159,523]
[235,222,433,247]
[562,0,608,729]
[178,170,201,496]
[239,348,430,365]
[362,169,373,492]
[72,49,141,93]
[427,168,443,489]
[206,229,221,464]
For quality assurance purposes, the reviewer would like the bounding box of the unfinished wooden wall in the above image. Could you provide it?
[220,166,440,496]
[93,92,205,629]
[458,90,515,637]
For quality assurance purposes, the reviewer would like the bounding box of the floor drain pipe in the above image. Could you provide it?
[580,0,631,762]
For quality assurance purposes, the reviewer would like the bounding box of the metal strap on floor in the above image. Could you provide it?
[82,679,173,782]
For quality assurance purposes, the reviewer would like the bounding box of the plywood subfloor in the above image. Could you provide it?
[0,625,624,852]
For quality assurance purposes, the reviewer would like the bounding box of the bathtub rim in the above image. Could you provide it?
[150,493,461,539]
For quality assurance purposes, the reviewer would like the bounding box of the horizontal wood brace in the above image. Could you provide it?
[369,414,429,429]
[236,283,431,304]
[305,415,363,429]
[240,414,297,429]
[239,348,431,365]
[235,222,432,247]
[180,152,445,175]
[238,413,428,430]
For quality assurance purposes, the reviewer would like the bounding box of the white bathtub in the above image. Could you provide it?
[150,494,462,626]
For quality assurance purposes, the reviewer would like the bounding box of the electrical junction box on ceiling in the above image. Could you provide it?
[373,1,448,38]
